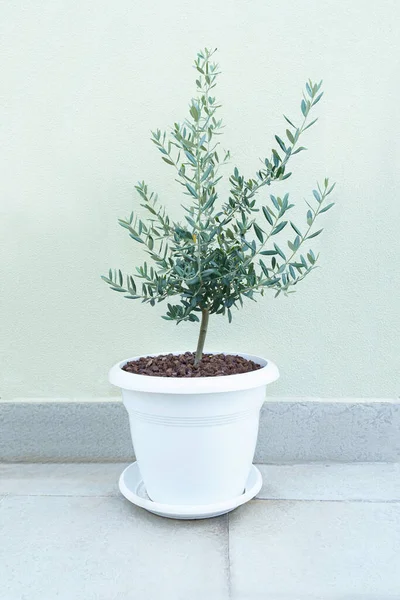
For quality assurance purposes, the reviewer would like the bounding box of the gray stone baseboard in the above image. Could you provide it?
[1,398,399,463]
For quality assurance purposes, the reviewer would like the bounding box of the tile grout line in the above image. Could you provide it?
[0,493,118,498]
[1,493,400,504]
[253,497,400,504]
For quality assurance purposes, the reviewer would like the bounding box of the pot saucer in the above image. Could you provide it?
[119,462,262,520]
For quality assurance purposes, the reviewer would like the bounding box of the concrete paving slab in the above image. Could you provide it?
[2,463,400,599]
[0,462,127,496]
[0,495,229,600]
[229,499,400,600]
[258,463,400,501]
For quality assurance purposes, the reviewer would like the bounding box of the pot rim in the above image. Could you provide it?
[109,350,279,394]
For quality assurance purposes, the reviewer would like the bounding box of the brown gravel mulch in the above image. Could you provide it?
[122,352,262,378]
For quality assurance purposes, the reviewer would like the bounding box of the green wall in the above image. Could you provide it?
[1,0,399,399]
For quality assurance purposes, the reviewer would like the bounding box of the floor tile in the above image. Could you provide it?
[257,463,400,501]
[229,499,400,600]
[0,495,229,600]
[0,462,127,496]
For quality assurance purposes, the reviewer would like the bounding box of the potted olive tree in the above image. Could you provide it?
[104,48,335,519]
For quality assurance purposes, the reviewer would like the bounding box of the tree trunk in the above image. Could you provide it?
[194,309,209,366]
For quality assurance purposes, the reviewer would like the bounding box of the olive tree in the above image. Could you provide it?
[102,48,335,365]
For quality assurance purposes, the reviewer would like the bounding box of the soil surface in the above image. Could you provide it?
[122,352,262,378]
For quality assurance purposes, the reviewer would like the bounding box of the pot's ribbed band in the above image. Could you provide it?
[128,408,258,427]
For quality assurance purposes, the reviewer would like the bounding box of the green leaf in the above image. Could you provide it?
[142,204,156,215]
[190,104,199,121]
[202,268,220,276]
[201,164,213,182]
[312,92,324,106]
[129,276,137,293]
[313,190,321,203]
[291,146,307,155]
[266,277,279,286]
[284,115,295,127]
[260,250,278,255]
[286,129,294,144]
[275,135,286,152]
[161,156,174,166]
[289,265,296,279]
[186,274,200,285]
[271,221,288,235]
[307,228,323,239]
[147,236,154,250]
[270,195,280,210]
[185,216,196,227]
[185,183,198,198]
[306,210,313,225]
[272,149,281,167]
[301,99,307,116]
[205,195,217,210]
[319,202,335,214]
[129,233,145,244]
[280,193,289,213]
[184,151,197,165]
[274,243,286,259]
[303,118,318,131]
[262,206,273,225]
[291,222,302,236]
[253,223,264,242]
[260,260,269,276]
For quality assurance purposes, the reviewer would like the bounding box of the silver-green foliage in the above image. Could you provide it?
[102,48,335,329]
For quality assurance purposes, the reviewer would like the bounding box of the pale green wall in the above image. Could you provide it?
[1,0,399,400]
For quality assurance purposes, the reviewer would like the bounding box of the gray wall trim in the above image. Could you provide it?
[1,398,399,463]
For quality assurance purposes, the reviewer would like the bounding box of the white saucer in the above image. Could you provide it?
[119,462,262,520]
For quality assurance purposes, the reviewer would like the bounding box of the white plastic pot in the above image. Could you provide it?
[109,351,279,506]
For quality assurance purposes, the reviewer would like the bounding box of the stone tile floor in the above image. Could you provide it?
[0,463,399,600]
